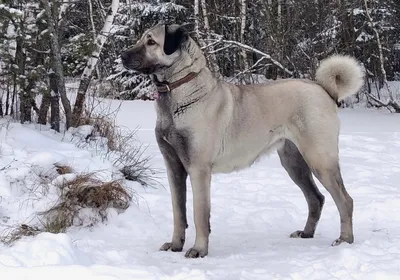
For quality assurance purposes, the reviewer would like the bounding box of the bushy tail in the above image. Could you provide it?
[315,55,365,102]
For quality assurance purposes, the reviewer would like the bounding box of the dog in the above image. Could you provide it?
[121,24,364,258]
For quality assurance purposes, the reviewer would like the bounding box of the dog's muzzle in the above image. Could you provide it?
[121,51,156,74]
[121,51,142,70]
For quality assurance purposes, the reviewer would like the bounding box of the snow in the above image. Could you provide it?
[0,4,23,17]
[131,2,186,17]
[353,8,364,16]
[1,100,400,279]
[356,32,374,42]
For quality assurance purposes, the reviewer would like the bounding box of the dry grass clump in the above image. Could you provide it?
[70,98,161,188]
[77,112,119,152]
[40,174,131,230]
[76,111,160,188]
[1,173,132,246]
[0,224,41,246]
[63,176,131,210]
[115,141,161,188]
[55,164,74,175]
[22,164,72,207]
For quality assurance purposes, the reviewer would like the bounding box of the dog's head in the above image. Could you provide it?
[121,24,191,75]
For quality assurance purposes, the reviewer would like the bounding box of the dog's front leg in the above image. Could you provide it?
[157,132,188,252]
[185,166,211,258]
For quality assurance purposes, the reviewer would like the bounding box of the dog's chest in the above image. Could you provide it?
[155,94,193,130]
[156,99,193,164]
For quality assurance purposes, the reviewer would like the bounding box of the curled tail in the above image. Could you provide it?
[315,55,365,102]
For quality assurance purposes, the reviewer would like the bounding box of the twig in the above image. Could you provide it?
[204,39,293,76]
[29,47,51,54]
[366,93,393,113]
[207,44,232,54]
[200,40,221,51]
[229,57,267,82]
[0,159,17,172]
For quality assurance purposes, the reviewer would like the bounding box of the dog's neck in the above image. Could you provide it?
[152,38,208,84]
[153,71,200,94]
[151,38,219,105]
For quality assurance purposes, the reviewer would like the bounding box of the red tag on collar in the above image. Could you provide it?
[152,91,159,100]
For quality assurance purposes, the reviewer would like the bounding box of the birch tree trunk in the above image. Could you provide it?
[199,0,220,78]
[72,0,120,127]
[87,0,101,79]
[194,0,205,47]
[88,0,96,42]
[42,0,72,128]
[240,0,249,82]
[277,0,282,28]
[240,0,248,68]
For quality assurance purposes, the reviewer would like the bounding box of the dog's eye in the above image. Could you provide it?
[147,39,156,46]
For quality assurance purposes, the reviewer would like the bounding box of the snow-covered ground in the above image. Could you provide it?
[0,100,400,279]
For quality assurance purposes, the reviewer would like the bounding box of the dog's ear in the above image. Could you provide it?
[163,24,189,55]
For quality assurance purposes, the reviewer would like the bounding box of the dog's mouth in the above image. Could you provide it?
[123,63,157,75]
[139,67,156,75]
[121,53,160,75]
[122,59,142,71]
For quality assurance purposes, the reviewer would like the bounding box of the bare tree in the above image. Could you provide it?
[199,0,220,77]
[42,0,73,128]
[38,90,50,125]
[364,0,400,112]
[194,0,204,46]
[49,72,61,132]
[38,72,61,132]
[72,0,120,127]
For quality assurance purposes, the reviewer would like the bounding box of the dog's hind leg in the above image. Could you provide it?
[299,138,354,246]
[311,161,354,246]
[278,140,325,238]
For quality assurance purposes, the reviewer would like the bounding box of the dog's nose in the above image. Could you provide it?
[121,51,130,62]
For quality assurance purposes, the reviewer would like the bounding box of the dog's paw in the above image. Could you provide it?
[331,236,354,246]
[159,242,183,252]
[184,247,208,258]
[290,230,314,238]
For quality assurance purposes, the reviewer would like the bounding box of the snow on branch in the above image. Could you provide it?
[58,0,74,21]
[0,4,23,17]
[367,93,400,113]
[129,2,186,16]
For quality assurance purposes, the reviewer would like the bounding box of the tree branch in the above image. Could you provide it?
[367,93,400,113]
[205,39,293,76]
[228,57,267,82]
